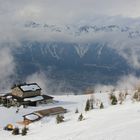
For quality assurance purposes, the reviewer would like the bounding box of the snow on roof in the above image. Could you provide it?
[25,114,39,121]
[24,96,44,102]
[6,96,12,99]
[20,84,41,92]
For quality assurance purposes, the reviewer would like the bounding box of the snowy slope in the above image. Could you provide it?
[0,93,140,140]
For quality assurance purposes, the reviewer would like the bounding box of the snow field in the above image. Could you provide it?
[0,92,140,140]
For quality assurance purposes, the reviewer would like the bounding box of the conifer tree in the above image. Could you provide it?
[90,101,94,109]
[110,94,117,105]
[78,113,83,121]
[21,127,28,136]
[56,114,64,124]
[75,108,79,113]
[12,127,20,135]
[56,114,60,124]
[90,94,94,109]
[100,102,104,109]
[85,99,90,111]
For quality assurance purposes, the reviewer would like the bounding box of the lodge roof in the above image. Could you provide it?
[23,95,53,102]
[42,95,54,100]
[23,107,67,122]
[35,107,67,117]
[12,83,41,92]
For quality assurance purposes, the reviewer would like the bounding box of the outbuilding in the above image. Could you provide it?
[23,107,67,124]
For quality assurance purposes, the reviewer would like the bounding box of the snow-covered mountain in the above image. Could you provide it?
[12,42,132,93]
[23,21,140,39]
[10,22,140,93]
[23,21,140,38]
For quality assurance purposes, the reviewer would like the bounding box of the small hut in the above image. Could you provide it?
[23,107,67,124]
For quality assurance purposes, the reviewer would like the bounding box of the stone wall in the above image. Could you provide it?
[12,87,23,97]
[12,87,41,98]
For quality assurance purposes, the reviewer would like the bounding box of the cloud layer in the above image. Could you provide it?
[0,0,140,92]
[94,74,140,92]
[1,0,140,24]
[0,47,15,91]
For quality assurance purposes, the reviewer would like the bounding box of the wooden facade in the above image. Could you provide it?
[35,107,67,117]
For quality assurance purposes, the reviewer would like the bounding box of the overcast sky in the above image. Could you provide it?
[1,0,140,24]
[0,0,140,43]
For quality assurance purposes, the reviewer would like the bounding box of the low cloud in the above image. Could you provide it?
[94,84,114,93]
[116,75,140,91]
[94,75,140,92]
[26,72,50,94]
[0,47,16,92]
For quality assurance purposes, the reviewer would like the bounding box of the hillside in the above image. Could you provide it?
[13,41,131,93]
[0,92,140,140]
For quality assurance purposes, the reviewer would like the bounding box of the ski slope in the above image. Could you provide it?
[0,92,140,140]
